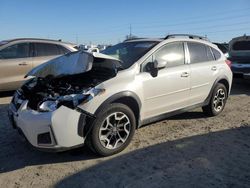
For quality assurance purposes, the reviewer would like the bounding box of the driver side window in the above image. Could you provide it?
[154,42,185,68]
[0,43,30,59]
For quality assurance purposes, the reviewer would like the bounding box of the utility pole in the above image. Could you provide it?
[129,24,132,38]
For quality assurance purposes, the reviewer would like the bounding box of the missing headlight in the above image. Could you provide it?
[57,94,86,109]
[81,88,105,104]
[37,88,105,112]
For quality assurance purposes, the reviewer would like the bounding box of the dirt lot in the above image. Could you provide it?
[0,78,250,188]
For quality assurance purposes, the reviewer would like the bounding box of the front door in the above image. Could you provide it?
[139,42,190,120]
[0,42,32,91]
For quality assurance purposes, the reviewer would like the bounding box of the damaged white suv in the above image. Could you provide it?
[9,34,232,156]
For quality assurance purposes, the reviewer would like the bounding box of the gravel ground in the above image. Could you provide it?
[0,78,250,188]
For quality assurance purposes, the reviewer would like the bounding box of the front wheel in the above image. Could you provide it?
[87,103,136,156]
[202,83,228,116]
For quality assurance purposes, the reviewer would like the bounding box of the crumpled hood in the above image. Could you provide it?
[25,50,121,78]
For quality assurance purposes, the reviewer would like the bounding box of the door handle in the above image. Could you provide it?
[211,66,217,71]
[181,72,189,77]
[18,62,28,66]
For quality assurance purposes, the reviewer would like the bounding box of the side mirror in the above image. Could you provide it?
[145,61,158,77]
[145,60,167,77]
[156,60,167,69]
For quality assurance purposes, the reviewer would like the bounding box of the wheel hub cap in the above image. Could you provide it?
[99,112,131,150]
[213,88,226,112]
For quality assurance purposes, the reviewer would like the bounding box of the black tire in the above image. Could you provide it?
[202,83,228,117]
[87,103,136,156]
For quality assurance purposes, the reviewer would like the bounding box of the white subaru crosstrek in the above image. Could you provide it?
[8,34,232,156]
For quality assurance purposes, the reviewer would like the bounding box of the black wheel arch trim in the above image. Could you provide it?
[76,91,141,138]
[94,91,142,127]
[204,75,230,106]
[95,91,141,114]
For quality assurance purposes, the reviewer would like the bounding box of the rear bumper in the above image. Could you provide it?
[231,63,250,79]
[8,99,95,152]
[233,73,250,79]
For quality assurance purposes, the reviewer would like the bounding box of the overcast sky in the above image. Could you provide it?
[1,0,250,44]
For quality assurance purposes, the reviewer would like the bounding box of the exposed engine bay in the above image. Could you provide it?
[13,51,123,112]
[19,66,117,112]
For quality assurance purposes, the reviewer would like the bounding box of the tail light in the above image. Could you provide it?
[225,60,231,68]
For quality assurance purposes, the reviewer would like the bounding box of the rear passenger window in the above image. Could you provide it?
[211,48,221,60]
[154,42,185,68]
[34,43,60,57]
[188,42,214,63]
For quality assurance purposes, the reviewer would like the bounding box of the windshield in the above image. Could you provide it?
[101,41,159,68]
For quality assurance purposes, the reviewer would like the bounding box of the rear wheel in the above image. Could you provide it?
[87,103,136,156]
[202,83,228,116]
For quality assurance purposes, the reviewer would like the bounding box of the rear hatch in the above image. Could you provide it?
[229,37,250,74]
[229,38,250,63]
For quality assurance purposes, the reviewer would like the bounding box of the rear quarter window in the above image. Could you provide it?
[57,45,70,54]
[211,48,221,60]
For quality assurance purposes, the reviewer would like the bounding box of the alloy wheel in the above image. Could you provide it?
[213,88,226,112]
[98,112,131,150]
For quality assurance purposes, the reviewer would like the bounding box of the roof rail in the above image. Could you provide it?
[123,37,147,42]
[165,34,209,41]
[3,38,75,44]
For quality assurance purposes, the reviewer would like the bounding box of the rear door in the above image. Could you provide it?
[32,43,69,68]
[0,42,32,91]
[187,42,219,105]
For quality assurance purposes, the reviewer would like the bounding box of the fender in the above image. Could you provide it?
[77,91,142,138]
[94,91,142,116]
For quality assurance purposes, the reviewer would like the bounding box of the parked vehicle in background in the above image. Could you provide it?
[9,34,232,156]
[0,38,77,91]
[229,35,250,79]
[213,42,229,58]
[87,47,99,53]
